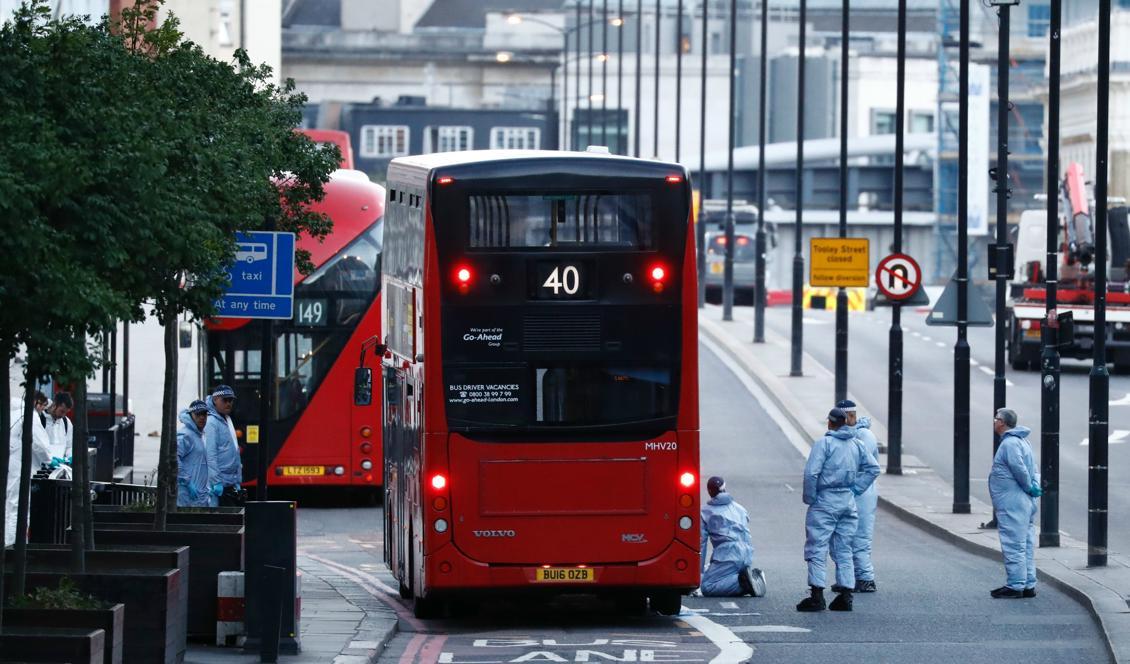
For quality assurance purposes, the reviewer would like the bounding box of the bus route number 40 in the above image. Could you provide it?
[542,265,582,296]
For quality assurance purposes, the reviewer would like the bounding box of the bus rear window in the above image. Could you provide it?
[468,193,653,250]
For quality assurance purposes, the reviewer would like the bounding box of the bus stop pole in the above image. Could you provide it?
[257,318,273,502]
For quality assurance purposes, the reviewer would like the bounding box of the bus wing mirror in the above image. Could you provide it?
[353,367,373,406]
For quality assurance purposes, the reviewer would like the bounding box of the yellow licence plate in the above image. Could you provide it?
[280,466,324,477]
[710,262,724,274]
[535,567,594,583]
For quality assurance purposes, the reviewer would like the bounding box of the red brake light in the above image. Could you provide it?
[431,474,447,490]
[650,265,666,282]
[438,176,455,185]
[715,237,726,245]
[456,266,472,284]
[679,472,695,488]
[665,174,683,183]
[737,236,750,246]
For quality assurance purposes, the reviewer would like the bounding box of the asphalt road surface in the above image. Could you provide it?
[754,304,1130,558]
[292,343,1108,663]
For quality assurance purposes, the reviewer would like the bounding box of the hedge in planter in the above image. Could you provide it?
[4,580,124,664]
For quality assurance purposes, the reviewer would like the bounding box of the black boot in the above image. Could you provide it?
[796,586,825,612]
[828,588,853,612]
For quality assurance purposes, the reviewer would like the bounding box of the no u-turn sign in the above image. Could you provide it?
[875,253,922,300]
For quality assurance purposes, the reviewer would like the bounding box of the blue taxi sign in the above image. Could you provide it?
[214,231,296,319]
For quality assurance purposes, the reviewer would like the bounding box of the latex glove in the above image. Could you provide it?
[188,484,199,500]
[1028,482,1043,498]
[49,456,63,469]
[211,483,224,497]
[63,456,72,465]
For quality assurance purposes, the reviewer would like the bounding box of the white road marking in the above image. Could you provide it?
[803,317,830,325]
[783,483,795,493]
[921,336,933,342]
[970,359,980,366]
[936,342,946,348]
[720,602,739,609]
[729,625,811,634]
[1111,392,1130,406]
[978,366,994,377]
[1079,430,1130,446]
[680,609,755,663]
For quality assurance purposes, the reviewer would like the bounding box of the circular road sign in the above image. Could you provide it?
[875,253,922,300]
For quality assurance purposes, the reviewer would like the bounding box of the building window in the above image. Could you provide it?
[910,111,934,134]
[216,0,235,46]
[490,127,541,150]
[871,109,896,136]
[424,126,474,153]
[1027,3,1050,38]
[360,125,410,158]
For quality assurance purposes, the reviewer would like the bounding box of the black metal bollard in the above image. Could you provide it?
[260,564,286,662]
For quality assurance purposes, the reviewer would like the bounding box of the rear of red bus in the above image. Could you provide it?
[382,153,699,616]
[205,169,385,493]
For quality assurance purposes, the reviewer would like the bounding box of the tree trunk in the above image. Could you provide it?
[1,346,11,627]
[13,366,36,597]
[69,375,87,573]
[153,308,178,531]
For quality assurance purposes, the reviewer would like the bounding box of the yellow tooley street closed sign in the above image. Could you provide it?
[809,238,870,287]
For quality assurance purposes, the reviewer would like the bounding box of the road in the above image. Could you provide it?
[754,304,1130,558]
[293,343,1107,663]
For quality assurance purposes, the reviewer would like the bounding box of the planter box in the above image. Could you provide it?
[10,543,190,656]
[4,568,185,664]
[92,506,244,527]
[0,626,105,664]
[93,522,243,642]
[3,604,124,664]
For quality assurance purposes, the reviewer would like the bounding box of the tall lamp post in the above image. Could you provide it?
[791,0,805,375]
[675,0,684,162]
[697,0,709,307]
[753,0,768,343]
[953,0,971,514]
[834,0,850,402]
[722,0,737,321]
[888,0,907,474]
[1040,0,1061,547]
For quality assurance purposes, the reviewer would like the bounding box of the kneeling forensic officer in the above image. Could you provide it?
[699,476,764,597]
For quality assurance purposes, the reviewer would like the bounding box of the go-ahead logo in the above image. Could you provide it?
[472,529,516,538]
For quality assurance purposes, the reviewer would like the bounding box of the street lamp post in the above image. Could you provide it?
[697,0,709,308]
[675,0,683,162]
[723,0,737,322]
[888,0,907,475]
[635,0,643,157]
[602,0,609,145]
[589,0,595,144]
[953,0,972,515]
[834,0,849,402]
[1089,0,1112,569]
[990,1,1012,481]
[653,0,661,158]
[791,0,806,375]
[753,0,768,343]
[618,0,625,153]
[1040,0,1062,548]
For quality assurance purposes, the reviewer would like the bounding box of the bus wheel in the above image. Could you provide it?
[613,593,647,616]
[649,592,682,616]
[413,594,443,619]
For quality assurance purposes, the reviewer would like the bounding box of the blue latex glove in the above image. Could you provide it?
[211,483,224,497]
[49,457,63,469]
[1028,482,1043,498]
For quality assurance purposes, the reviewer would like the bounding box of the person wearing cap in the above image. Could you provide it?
[698,476,761,597]
[796,407,880,613]
[836,399,880,593]
[988,408,1041,599]
[177,400,214,507]
[204,385,243,505]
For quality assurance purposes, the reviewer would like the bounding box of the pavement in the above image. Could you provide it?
[698,302,1130,663]
[184,553,399,663]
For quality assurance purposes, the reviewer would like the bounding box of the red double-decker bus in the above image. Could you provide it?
[205,167,385,495]
[378,150,700,617]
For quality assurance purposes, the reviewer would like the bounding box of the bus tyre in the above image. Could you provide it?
[649,591,682,616]
[613,593,648,616]
[413,594,443,619]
